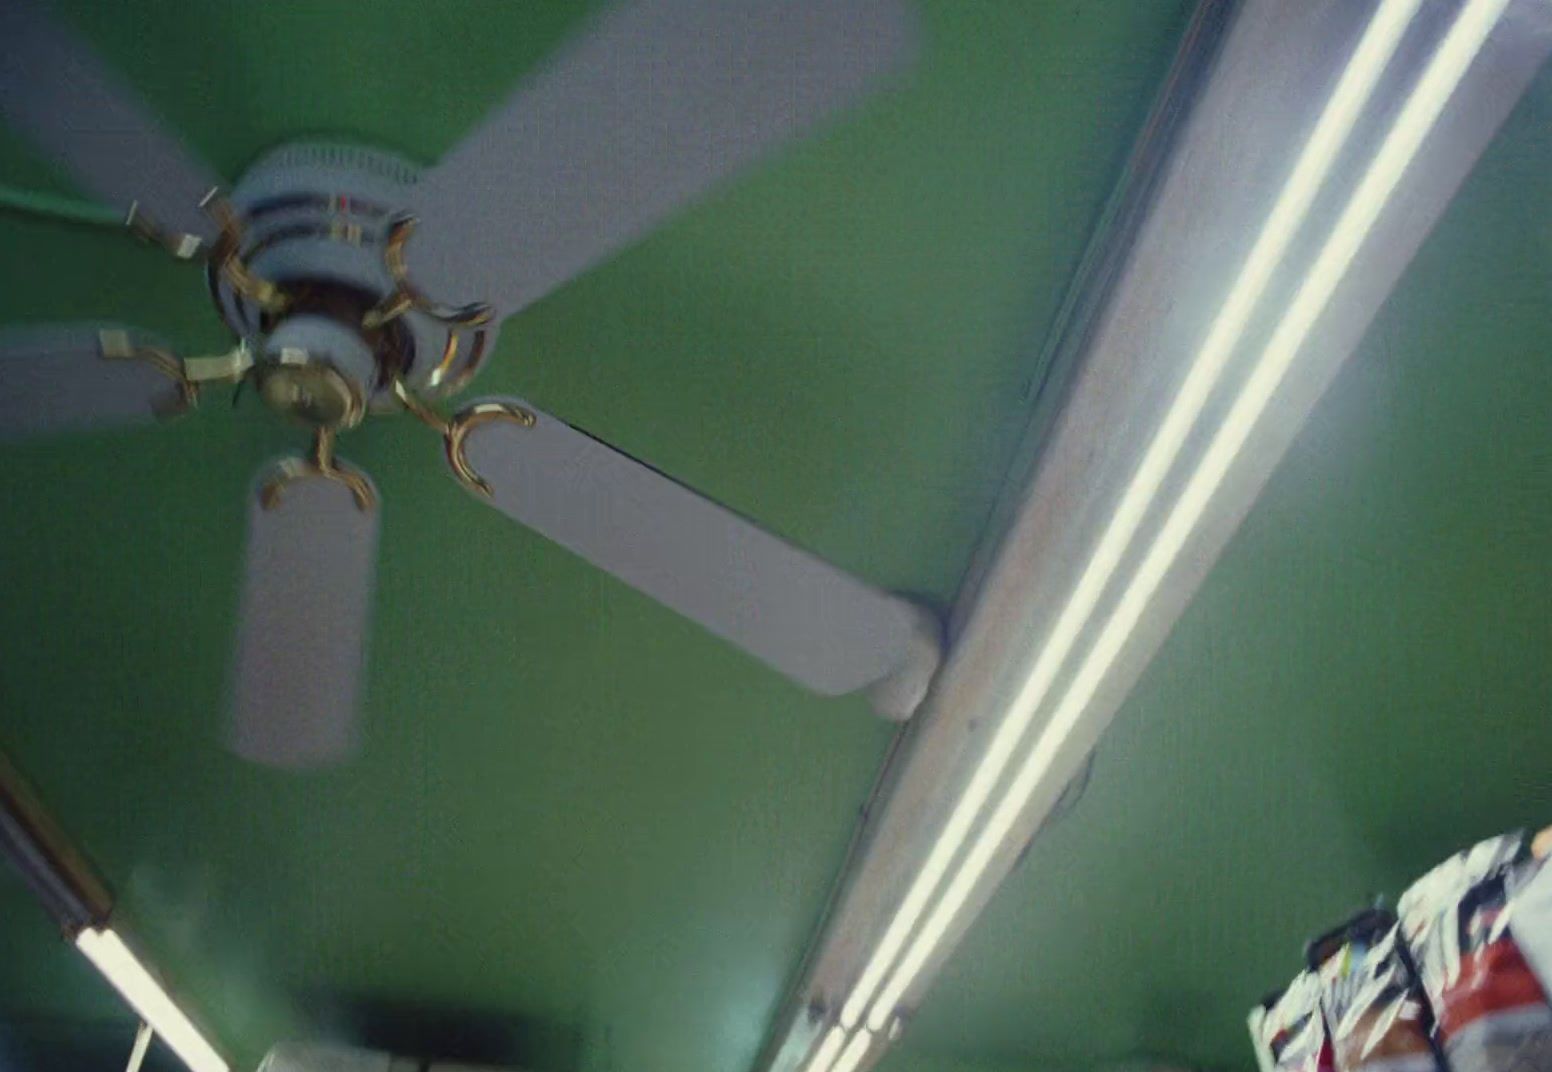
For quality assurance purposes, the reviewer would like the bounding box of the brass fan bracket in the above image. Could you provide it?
[360,215,494,331]
[123,195,211,261]
[444,401,536,497]
[258,426,376,513]
[202,192,291,315]
[97,329,197,417]
[391,377,533,498]
[389,375,451,437]
[181,341,256,387]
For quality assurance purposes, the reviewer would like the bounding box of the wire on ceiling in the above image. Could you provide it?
[0,182,121,228]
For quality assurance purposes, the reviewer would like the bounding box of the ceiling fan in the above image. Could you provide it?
[0,0,943,768]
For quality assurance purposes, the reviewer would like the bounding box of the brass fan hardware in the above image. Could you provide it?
[96,329,197,416]
[181,342,256,388]
[125,189,290,314]
[258,425,376,513]
[202,193,290,315]
[389,375,451,436]
[445,401,536,497]
[361,215,494,331]
[390,377,533,497]
[99,330,257,415]
[123,196,210,260]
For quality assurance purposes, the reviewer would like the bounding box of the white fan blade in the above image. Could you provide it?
[409,0,918,318]
[453,400,938,702]
[229,464,379,769]
[0,324,189,441]
[0,0,221,239]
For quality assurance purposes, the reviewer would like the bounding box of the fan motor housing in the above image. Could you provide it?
[215,142,499,412]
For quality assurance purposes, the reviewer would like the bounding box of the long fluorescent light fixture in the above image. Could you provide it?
[831,0,1427,1037]
[792,0,1526,1063]
[75,926,230,1072]
[828,1030,875,1072]
[806,1027,849,1072]
[861,0,1513,1034]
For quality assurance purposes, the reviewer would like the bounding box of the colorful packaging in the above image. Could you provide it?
[1255,970,1336,1072]
[1517,829,1552,998]
[1398,832,1552,1072]
[1311,911,1439,1072]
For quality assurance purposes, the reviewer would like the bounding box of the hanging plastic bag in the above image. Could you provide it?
[1398,831,1552,1072]
[1311,910,1439,1072]
[1254,969,1336,1072]
[1516,827,1552,999]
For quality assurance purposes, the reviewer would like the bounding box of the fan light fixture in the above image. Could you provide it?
[792,0,1524,1066]
[75,926,230,1072]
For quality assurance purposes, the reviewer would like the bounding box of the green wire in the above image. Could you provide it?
[0,182,122,229]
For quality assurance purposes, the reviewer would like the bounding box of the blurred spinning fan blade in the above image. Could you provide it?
[453,400,933,698]
[0,324,189,441]
[229,464,379,769]
[409,0,919,318]
[0,0,222,239]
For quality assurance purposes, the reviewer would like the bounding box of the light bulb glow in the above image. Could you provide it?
[805,1026,849,1072]
[830,1030,875,1072]
[74,927,228,1072]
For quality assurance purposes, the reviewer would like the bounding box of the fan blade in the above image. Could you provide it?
[0,0,221,239]
[0,324,190,441]
[229,463,379,769]
[409,0,918,317]
[451,400,937,701]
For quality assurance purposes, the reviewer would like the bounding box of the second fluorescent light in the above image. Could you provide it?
[75,926,229,1072]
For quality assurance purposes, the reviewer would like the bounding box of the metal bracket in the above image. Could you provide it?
[182,341,256,386]
[124,197,209,260]
[389,379,534,498]
[99,331,257,417]
[361,214,494,331]
[258,426,376,512]
[123,189,291,315]
[97,330,197,417]
[203,193,290,314]
[444,401,537,496]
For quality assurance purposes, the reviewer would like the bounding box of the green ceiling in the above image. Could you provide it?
[8,5,1546,1072]
[0,3,1189,1072]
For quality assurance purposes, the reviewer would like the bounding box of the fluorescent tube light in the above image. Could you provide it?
[805,1026,850,1072]
[75,926,229,1072]
[829,1030,875,1072]
[834,0,1425,1035]
[862,0,1511,1029]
